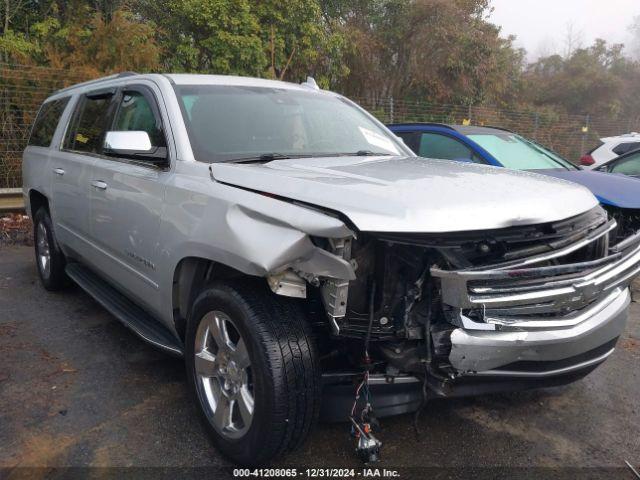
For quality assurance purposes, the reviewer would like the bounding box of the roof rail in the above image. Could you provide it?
[301,76,320,91]
[56,71,139,94]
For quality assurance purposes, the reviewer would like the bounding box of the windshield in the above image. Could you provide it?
[467,132,577,170]
[173,84,404,162]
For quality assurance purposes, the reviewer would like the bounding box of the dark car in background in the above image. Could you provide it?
[389,123,640,238]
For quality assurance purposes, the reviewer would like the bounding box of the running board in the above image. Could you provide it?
[66,263,183,356]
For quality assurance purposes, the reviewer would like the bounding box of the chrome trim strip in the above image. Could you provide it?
[431,240,640,314]
[484,288,623,329]
[468,348,615,378]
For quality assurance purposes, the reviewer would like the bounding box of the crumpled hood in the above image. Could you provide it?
[211,156,599,233]
[536,169,640,209]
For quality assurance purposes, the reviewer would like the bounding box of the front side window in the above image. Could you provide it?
[395,131,419,153]
[468,133,575,170]
[64,93,115,153]
[609,153,640,176]
[29,97,70,147]
[113,90,166,150]
[173,85,405,162]
[418,133,476,161]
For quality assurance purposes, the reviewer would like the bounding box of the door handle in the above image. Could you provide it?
[53,168,65,176]
[91,180,108,190]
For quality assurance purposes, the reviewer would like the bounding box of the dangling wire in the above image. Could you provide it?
[363,279,377,361]
[350,370,370,419]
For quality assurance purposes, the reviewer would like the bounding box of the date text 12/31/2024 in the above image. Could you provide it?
[233,468,401,478]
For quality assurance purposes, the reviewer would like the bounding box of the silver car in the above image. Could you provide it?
[22,73,640,465]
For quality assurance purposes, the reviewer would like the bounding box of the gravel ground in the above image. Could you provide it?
[0,245,639,479]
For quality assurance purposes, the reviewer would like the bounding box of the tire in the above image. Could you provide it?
[33,207,68,291]
[185,281,321,466]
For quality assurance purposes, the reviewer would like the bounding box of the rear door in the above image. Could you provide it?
[88,83,170,315]
[51,89,117,261]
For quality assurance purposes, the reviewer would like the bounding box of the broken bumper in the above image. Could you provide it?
[431,228,640,378]
[449,286,629,375]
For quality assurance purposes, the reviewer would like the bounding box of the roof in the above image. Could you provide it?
[601,132,640,142]
[451,125,513,135]
[52,73,328,99]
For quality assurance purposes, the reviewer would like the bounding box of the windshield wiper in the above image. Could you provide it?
[331,150,394,157]
[225,153,295,164]
[223,150,393,163]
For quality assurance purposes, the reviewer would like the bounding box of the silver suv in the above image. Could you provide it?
[22,73,640,465]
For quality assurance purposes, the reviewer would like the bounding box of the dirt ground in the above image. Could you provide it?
[1,245,639,479]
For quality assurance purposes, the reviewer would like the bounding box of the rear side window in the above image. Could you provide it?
[28,97,70,147]
[613,142,640,156]
[64,93,115,154]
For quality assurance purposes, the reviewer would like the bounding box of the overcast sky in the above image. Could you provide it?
[489,0,640,60]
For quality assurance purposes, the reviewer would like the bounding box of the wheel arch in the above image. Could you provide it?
[171,256,255,341]
[28,189,49,218]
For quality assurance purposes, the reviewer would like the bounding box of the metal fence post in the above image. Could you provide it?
[581,115,590,155]
[533,112,540,140]
[389,96,394,124]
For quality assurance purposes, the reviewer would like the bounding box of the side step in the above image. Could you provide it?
[66,263,183,356]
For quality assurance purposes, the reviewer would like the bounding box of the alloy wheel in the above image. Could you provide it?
[194,310,254,439]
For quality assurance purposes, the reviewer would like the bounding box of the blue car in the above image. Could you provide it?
[389,123,640,238]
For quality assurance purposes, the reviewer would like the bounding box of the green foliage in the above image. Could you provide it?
[143,0,265,75]
[0,0,639,121]
[525,39,640,118]
[326,0,525,106]
[136,0,347,85]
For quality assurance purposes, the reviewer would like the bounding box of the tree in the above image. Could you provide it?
[325,0,525,105]
[524,39,640,118]
[139,0,265,75]
[137,0,347,86]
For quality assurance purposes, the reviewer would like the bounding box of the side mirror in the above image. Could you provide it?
[103,131,168,166]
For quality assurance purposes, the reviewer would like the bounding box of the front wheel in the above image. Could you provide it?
[185,281,320,466]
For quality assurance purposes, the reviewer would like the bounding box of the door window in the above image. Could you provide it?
[64,93,115,153]
[394,132,419,153]
[418,132,476,161]
[612,142,640,156]
[113,90,166,150]
[29,97,70,147]
[609,152,640,176]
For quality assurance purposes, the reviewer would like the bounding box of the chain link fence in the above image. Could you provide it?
[0,63,91,188]
[1,63,640,188]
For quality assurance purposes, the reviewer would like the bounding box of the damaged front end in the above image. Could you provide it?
[312,206,640,419]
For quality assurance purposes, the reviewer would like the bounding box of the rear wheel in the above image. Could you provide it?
[185,281,320,466]
[33,208,67,291]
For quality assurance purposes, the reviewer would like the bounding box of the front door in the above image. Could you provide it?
[88,84,170,316]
